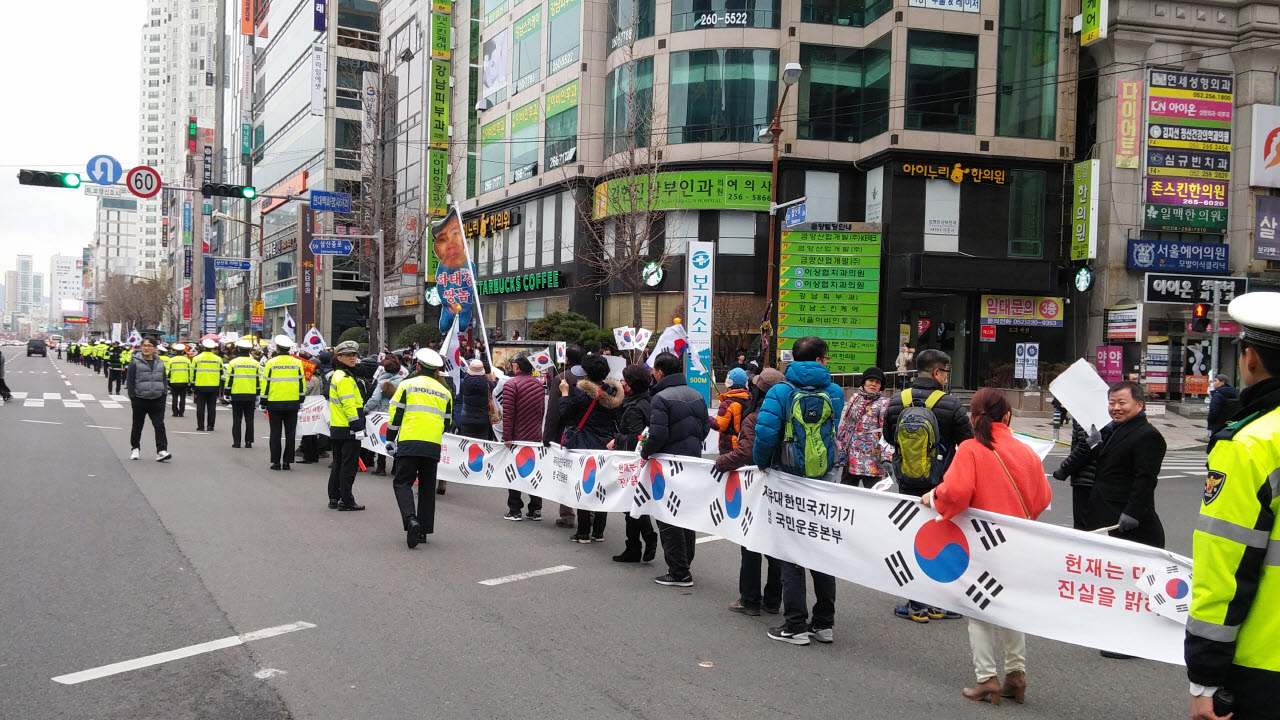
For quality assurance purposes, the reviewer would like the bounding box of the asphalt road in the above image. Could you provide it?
[1,349,1201,719]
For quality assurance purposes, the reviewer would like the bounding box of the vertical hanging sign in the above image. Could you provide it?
[310,42,326,117]
[685,241,715,405]
[314,0,327,32]
[299,205,316,332]
[1071,160,1099,261]
[1081,0,1107,45]
[1114,79,1141,168]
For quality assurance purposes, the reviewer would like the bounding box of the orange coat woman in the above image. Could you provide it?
[922,387,1051,706]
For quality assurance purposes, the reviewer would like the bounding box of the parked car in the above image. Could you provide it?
[27,338,47,357]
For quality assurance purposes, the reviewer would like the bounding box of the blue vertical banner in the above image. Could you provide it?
[203,253,217,334]
[685,241,715,406]
[314,0,327,31]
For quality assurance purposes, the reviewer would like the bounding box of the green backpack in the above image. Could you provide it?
[893,389,946,487]
[780,383,837,478]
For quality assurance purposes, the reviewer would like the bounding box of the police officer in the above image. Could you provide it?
[328,340,367,511]
[1186,291,1280,720]
[192,338,224,431]
[167,343,193,417]
[107,342,126,394]
[225,338,261,449]
[261,335,306,470]
[385,348,453,548]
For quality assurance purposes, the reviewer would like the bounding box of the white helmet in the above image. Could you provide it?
[414,348,444,369]
[273,334,294,349]
[235,338,253,349]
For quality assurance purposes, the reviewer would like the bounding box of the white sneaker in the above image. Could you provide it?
[130,448,140,461]
[156,450,172,462]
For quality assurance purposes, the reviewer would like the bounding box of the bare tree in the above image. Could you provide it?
[99,273,175,331]
[712,295,766,368]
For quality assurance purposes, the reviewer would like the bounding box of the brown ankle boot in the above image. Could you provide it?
[962,677,1001,704]
[1000,670,1027,703]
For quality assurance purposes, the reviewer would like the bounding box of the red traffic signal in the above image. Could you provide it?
[1192,303,1211,332]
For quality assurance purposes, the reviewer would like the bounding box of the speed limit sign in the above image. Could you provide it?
[126,165,162,198]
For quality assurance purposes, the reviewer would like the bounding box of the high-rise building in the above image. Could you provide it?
[49,254,86,321]
[14,255,43,317]
[89,198,142,303]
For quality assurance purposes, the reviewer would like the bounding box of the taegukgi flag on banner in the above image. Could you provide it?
[529,347,555,372]
[613,326,637,350]
[283,308,297,340]
[301,327,327,351]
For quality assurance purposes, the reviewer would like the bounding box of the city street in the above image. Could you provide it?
[2,348,1199,720]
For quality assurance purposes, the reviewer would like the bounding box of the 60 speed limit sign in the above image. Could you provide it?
[126,165,162,198]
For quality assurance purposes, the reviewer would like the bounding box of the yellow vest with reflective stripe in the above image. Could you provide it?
[1189,404,1280,677]
[328,369,361,429]
[167,355,192,384]
[262,355,305,402]
[387,375,452,444]
[192,351,224,388]
[225,356,261,396]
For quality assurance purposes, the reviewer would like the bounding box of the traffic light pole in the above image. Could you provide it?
[1210,281,1222,381]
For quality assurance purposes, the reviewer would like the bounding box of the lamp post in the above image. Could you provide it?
[761,62,803,368]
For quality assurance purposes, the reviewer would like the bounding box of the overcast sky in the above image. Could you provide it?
[0,1,145,282]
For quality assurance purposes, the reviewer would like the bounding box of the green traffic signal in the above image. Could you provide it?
[17,170,82,189]
[241,186,256,199]
[202,182,257,199]
[62,173,81,188]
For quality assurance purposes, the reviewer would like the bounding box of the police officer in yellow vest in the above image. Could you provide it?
[261,335,306,470]
[167,343,192,417]
[1187,292,1280,720]
[192,338,224,431]
[328,340,367,511]
[385,348,453,548]
[225,338,261,449]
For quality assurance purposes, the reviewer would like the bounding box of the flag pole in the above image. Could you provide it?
[451,204,496,372]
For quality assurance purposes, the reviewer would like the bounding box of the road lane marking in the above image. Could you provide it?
[20,420,61,425]
[51,621,317,685]
[64,402,84,408]
[10,392,27,399]
[478,565,575,586]
[100,402,122,409]
[695,535,724,544]
[109,395,129,403]
[43,392,61,399]
[86,425,123,430]
[24,400,45,408]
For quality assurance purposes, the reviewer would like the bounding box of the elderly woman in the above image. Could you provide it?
[921,387,1052,705]
[558,353,622,543]
[835,366,892,487]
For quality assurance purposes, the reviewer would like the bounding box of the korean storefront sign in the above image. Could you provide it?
[593,171,772,218]
[1096,346,1124,383]
[260,170,308,215]
[1105,304,1142,342]
[480,117,507,194]
[299,206,316,330]
[1255,195,1280,260]
[475,270,561,295]
[429,61,450,149]
[1114,79,1141,168]
[431,11,450,60]
[777,228,882,372]
[1081,0,1107,45]
[1071,160,1099,261]
[1248,105,1280,188]
[510,100,540,183]
[1144,70,1233,233]
[979,295,1065,328]
[462,207,520,238]
[897,161,1006,184]
[544,80,579,171]
[686,241,715,405]
[1126,238,1228,275]
[1143,273,1247,306]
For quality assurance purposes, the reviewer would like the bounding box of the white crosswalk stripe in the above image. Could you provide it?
[2,392,131,408]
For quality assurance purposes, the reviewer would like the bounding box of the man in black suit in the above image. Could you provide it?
[1086,381,1166,549]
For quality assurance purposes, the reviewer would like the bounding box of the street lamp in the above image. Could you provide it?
[762,62,803,368]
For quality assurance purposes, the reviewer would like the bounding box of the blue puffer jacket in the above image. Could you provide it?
[752,360,845,475]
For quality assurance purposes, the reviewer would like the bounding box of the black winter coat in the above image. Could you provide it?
[642,373,710,459]
[613,390,651,451]
[1055,420,1097,488]
[1208,384,1240,433]
[460,374,495,426]
[558,378,623,450]
[1087,413,1167,548]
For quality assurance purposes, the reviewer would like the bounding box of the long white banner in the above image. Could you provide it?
[298,397,1190,664]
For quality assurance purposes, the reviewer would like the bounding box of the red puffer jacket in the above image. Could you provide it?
[502,372,547,442]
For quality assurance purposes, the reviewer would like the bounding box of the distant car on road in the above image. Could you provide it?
[27,338,48,357]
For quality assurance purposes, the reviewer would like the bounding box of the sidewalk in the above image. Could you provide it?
[1014,411,1209,452]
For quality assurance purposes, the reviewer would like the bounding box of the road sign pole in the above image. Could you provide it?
[377,229,386,354]
[1210,281,1221,380]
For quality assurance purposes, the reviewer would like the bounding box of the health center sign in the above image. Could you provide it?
[979,295,1064,328]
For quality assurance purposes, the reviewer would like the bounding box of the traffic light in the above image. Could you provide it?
[1192,303,1211,332]
[354,294,370,327]
[18,170,81,189]
[201,183,256,199]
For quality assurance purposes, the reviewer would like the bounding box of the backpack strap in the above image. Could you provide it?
[902,389,945,409]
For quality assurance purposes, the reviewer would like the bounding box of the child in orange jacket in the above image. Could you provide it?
[715,367,751,454]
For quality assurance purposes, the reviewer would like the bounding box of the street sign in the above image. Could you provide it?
[309,190,352,213]
[309,238,353,255]
[126,165,162,198]
[1143,273,1247,305]
[84,184,127,198]
[784,203,806,228]
[211,257,252,271]
[86,155,123,186]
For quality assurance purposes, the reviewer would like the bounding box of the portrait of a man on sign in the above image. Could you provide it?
[432,207,477,333]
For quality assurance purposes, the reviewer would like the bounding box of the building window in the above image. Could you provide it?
[604,57,654,156]
[671,0,777,32]
[547,0,581,75]
[665,209,698,255]
[545,80,579,170]
[559,193,575,263]
[484,0,507,24]
[542,195,556,266]
[480,117,506,194]
[798,38,889,143]
[996,0,1059,140]
[801,0,889,25]
[719,211,756,255]
[1007,170,1045,258]
[805,170,839,221]
[524,201,538,268]
[609,0,654,50]
[906,31,978,134]
[510,100,540,182]
[512,7,541,93]
[668,49,777,144]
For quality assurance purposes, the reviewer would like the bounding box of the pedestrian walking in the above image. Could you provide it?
[363,356,405,476]
[126,336,172,462]
[895,342,915,389]
[1086,381,1167,549]
[542,347,583,527]
[642,351,711,586]
[752,336,844,645]
[191,338,224,431]
[718,367,785,616]
[1185,292,1280,720]
[460,359,497,440]
[1207,374,1239,436]
[560,353,623,543]
[327,340,367,511]
[608,363,658,563]
[501,354,547,521]
[713,367,750,455]
[386,349,454,548]
[921,387,1051,705]
[836,366,892,488]
[262,335,307,471]
[1052,418,1097,530]
[0,345,13,402]
[225,339,261,449]
[166,343,192,417]
[884,348,973,623]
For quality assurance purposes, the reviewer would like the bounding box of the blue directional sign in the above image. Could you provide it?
[784,203,806,228]
[310,190,352,213]
[86,155,123,186]
[310,238,354,255]
[211,257,253,271]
